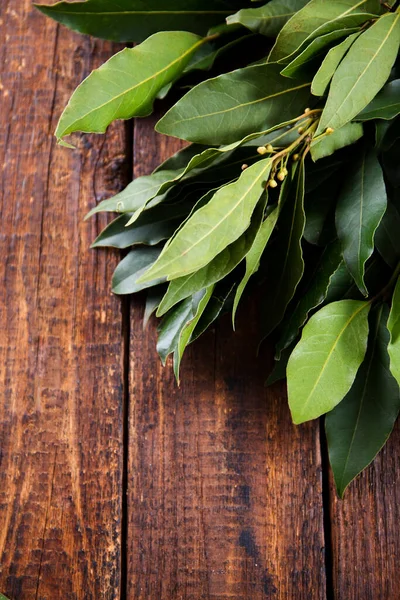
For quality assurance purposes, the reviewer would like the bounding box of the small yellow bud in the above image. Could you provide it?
[268,178,278,188]
[257,146,268,155]
[298,127,304,134]
[277,170,286,181]
[292,153,300,162]
[265,144,274,152]
[326,127,334,135]
[241,163,249,171]
[304,107,311,114]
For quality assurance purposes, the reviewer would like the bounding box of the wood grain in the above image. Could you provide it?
[330,419,400,599]
[127,117,327,599]
[0,3,128,598]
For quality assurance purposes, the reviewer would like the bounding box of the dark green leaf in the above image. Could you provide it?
[233,205,279,323]
[375,202,400,268]
[326,304,400,497]
[387,276,400,387]
[336,146,387,295]
[55,31,203,143]
[156,63,311,145]
[316,12,400,135]
[310,122,363,161]
[262,160,305,338]
[36,0,233,42]
[91,203,191,249]
[143,287,166,328]
[311,31,361,96]
[111,247,164,295]
[157,289,211,365]
[355,79,400,121]
[287,299,371,423]
[275,241,343,357]
[191,281,236,342]
[226,0,309,38]
[139,158,272,283]
[173,286,215,380]
[266,344,294,386]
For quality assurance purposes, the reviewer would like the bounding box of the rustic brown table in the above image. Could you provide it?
[1,3,399,599]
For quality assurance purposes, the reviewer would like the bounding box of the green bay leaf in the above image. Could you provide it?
[354,79,400,121]
[326,304,400,497]
[311,32,361,96]
[375,202,400,268]
[138,158,272,283]
[387,276,400,387]
[156,63,311,145]
[310,122,363,161]
[275,241,343,358]
[226,0,309,38]
[157,195,266,316]
[268,0,379,63]
[36,0,233,42]
[281,27,360,79]
[316,12,400,134]
[173,286,215,380]
[261,161,305,339]
[336,146,387,295]
[55,31,203,142]
[287,299,371,424]
[111,247,164,295]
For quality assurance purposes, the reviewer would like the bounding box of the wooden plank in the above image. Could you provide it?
[330,420,400,599]
[0,4,128,598]
[128,117,327,599]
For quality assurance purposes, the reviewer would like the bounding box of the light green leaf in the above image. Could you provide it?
[262,161,305,339]
[311,32,361,96]
[336,146,387,295]
[287,299,371,424]
[174,286,215,380]
[355,79,400,120]
[138,158,272,283]
[326,304,400,497]
[268,0,379,63]
[157,195,266,316]
[36,0,232,42]
[316,12,400,135]
[275,241,343,358]
[226,0,309,38]
[232,205,279,324]
[156,63,311,145]
[281,28,360,79]
[55,31,203,142]
[387,276,400,387]
[111,247,164,295]
[310,122,363,161]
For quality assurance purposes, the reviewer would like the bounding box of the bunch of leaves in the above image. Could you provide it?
[38,0,400,496]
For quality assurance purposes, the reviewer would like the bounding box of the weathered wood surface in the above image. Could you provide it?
[0,3,127,598]
[330,419,400,600]
[1,2,400,599]
[128,119,326,600]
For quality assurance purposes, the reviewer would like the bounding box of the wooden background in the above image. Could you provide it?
[1,3,400,599]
